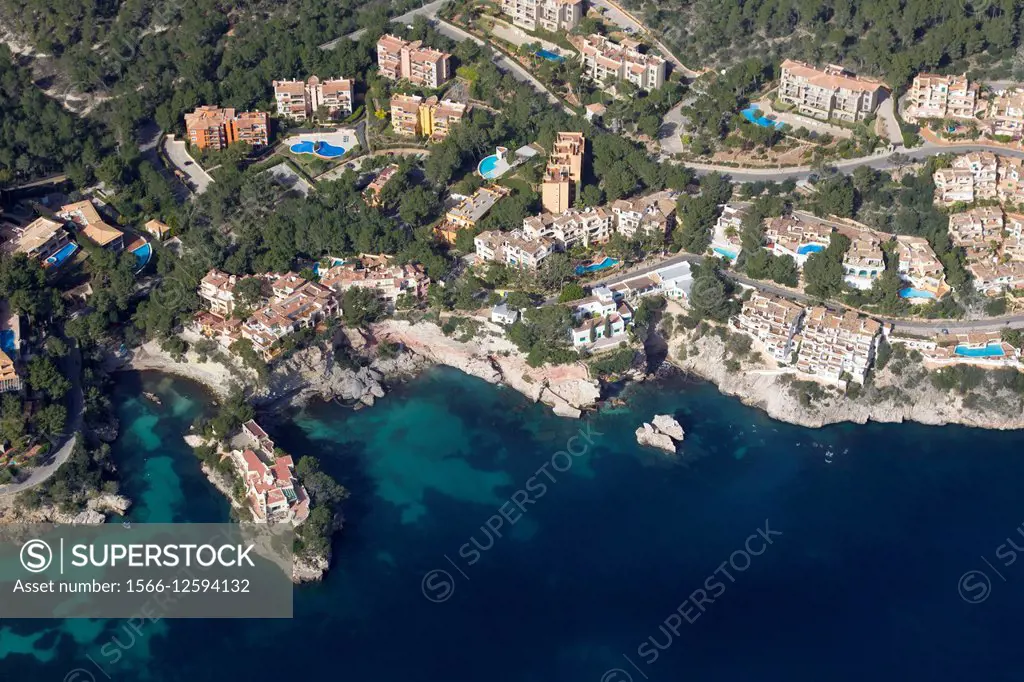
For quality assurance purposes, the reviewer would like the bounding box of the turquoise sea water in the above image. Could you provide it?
[4,368,1024,681]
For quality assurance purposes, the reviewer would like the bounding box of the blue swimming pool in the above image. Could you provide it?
[44,242,79,268]
[899,287,936,300]
[290,140,346,158]
[478,154,502,179]
[954,343,1006,358]
[713,246,738,260]
[797,243,826,256]
[131,242,152,270]
[0,330,16,355]
[575,257,619,275]
[741,105,785,130]
[536,49,565,62]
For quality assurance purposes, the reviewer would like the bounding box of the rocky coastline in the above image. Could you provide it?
[669,327,1024,430]
[0,492,131,525]
[126,319,602,419]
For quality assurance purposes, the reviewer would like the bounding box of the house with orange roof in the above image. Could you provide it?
[57,200,124,252]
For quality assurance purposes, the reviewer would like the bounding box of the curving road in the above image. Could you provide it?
[0,343,83,498]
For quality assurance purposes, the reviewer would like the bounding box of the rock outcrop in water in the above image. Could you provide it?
[635,415,685,453]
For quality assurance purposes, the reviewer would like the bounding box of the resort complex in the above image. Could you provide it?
[184,105,270,150]
[777,60,885,122]
[475,190,678,268]
[376,34,452,88]
[273,76,355,120]
[577,34,667,92]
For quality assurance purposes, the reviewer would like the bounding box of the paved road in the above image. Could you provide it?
[876,93,902,145]
[320,0,450,48]
[163,136,214,193]
[657,96,695,157]
[0,343,83,498]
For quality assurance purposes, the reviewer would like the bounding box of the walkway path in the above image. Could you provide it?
[0,343,83,498]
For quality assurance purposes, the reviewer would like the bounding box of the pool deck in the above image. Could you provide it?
[283,129,359,158]
[750,99,854,139]
[478,154,512,180]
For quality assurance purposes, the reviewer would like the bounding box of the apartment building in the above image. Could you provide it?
[777,60,885,123]
[523,207,614,249]
[501,0,582,32]
[6,217,72,262]
[904,73,979,122]
[320,258,429,310]
[578,34,666,91]
[731,291,804,362]
[842,231,885,290]
[376,34,451,88]
[425,98,469,142]
[436,185,511,244]
[389,94,467,140]
[273,76,354,121]
[932,152,999,205]
[389,94,423,137]
[184,106,269,150]
[474,229,557,269]
[610,190,677,240]
[986,90,1024,140]
[542,132,585,214]
[763,214,832,266]
[895,235,947,297]
[57,200,124,252]
[795,307,881,384]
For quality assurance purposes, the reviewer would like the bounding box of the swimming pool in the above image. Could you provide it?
[536,49,565,62]
[797,243,826,256]
[741,105,785,130]
[713,246,738,260]
[0,330,16,355]
[575,257,619,275]
[44,242,79,268]
[478,154,502,179]
[290,140,346,158]
[131,242,152,271]
[898,287,936,300]
[954,343,1006,358]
